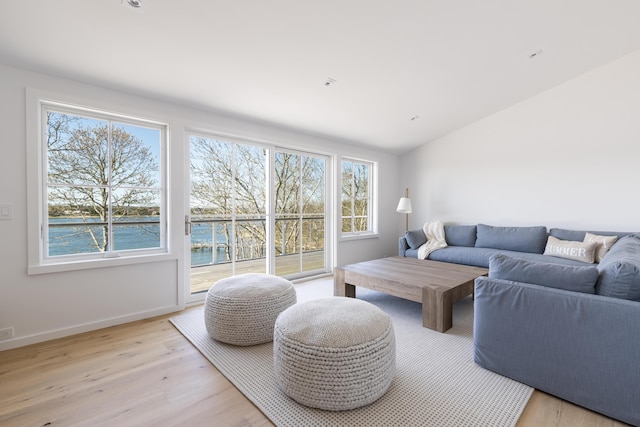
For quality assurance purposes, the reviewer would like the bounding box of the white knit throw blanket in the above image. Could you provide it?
[417,220,448,260]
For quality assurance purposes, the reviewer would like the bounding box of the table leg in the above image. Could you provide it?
[422,287,453,332]
[333,268,356,297]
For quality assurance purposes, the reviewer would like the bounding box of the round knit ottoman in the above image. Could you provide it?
[273,297,395,411]
[204,273,296,346]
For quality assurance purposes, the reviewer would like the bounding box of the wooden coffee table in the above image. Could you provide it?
[334,256,488,332]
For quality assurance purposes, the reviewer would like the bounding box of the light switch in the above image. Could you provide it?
[0,204,12,220]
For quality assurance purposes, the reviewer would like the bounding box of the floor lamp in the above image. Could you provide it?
[396,188,412,231]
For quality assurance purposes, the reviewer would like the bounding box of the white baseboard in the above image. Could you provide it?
[0,305,182,352]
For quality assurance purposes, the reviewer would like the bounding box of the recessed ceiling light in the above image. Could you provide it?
[127,0,142,8]
[324,78,337,87]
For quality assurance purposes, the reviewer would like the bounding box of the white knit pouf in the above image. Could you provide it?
[204,273,296,346]
[273,297,396,411]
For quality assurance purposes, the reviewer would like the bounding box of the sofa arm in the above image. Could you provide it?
[474,276,640,426]
[399,236,409,257]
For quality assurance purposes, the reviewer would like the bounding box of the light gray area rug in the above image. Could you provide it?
[170,278,533,427]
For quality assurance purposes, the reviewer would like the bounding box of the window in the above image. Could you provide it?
[36,100,167,266]
[341,158,375,236]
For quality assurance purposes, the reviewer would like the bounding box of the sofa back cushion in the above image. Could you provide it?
[475,224,547,254]
[489,254,599,294]
[596,234,640,301]
[444,225,477,247]
[549,228,633,242]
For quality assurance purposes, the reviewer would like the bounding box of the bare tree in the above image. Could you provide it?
[352,162,369,231]
[341,161,369,232]
[47,112,158,252]
[190,138,267,261]
[275,153,325,255]
[190,138,325,262]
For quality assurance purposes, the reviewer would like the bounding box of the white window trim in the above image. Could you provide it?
[26,88,174,275]
[339,156,378,240]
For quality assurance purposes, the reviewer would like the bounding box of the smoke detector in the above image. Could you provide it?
[528,49,544,59]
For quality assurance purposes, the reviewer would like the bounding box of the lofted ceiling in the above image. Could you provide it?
[1,0,640,154]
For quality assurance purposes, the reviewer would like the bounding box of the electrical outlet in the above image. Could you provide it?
[0,327,14,340]
[0,204,12,220]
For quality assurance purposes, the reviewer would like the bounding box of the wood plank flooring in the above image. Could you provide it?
[0,308,629,427]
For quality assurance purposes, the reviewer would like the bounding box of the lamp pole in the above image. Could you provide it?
[404,188,409,231]
[396,188,412,232]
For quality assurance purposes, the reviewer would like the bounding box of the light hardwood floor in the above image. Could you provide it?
[0,307,629,427]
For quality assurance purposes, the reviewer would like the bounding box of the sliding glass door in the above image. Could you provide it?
[188,135,267,294]
[274,150,327,278]
[187,134,329,296]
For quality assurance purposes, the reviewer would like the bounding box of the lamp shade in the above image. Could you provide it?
[396,197,412,214]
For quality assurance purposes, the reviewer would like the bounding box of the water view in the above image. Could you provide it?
[48,216,228,266]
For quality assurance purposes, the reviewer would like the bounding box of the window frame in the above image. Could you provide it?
[27,89,172,275]
[340,157,377,239]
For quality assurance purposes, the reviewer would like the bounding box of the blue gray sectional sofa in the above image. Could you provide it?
[399,224,640,426]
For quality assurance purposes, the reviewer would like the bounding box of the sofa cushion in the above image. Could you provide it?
[549,228,632,242]
[543,236,597,263]
[427,247,591,268]
[405,248,419,258]
[475,224,547,254]
[428,247,495,268]
[404,229,427,249]
[597,235,640,301]
[498,250,590,267]
[444,225,476,247]
[489,254,599,294]
[584,232,618,263]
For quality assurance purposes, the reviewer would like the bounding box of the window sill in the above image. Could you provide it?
[339,232,379,242]
[28,252,178,275]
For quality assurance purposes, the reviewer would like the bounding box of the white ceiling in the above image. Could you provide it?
[2,1,640,154]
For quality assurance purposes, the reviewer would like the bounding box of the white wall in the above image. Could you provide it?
[0,64,400,351]
[401,49,640,232]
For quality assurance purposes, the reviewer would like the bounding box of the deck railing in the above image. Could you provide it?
[190,215,325,267]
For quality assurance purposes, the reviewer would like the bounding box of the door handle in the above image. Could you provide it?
[185,215,192,236]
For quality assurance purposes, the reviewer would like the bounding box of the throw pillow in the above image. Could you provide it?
[543,236,597,263]
[404,229,427,250]
[489,254,599,294]
[584,232,618,263]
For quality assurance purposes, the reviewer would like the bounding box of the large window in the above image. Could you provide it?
[38,101,167,263]
[341,158,374,236]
